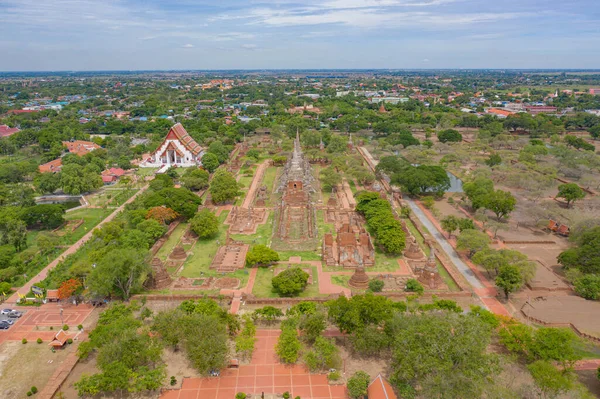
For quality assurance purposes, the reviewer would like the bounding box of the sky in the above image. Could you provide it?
[0,0,599,71]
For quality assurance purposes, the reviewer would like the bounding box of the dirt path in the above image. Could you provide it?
[242,160,269,209]
[6,185,149,305]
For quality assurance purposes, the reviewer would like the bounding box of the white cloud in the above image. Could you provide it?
[241,43,258,49]
[182,43,195,48]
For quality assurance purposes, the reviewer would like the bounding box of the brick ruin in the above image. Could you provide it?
[273,131,317,245]
[410,245,443,289]
[323,222,375,268]
[145,257,172,289]
[348,266,370,289]
[225,206,268,234]
[210,237,249,273]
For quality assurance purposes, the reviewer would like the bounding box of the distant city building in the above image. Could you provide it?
[63,140,101,156]
[0,124,20,137]
[590,88,600,96]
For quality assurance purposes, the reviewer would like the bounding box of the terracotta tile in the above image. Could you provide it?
[274,386,292,396]
[216,388,236,399]
[255,365,273,376]
[197,388,218,399]
[330,385,348,398]
[273,364,291,375]
[292,374,311,386]
[238,365,256,376]
[220,368,239,377]
[237,376,255,389]
[178,390,198,399]
[274,375,291,387]
[310,374,329,386]
[200,378,220,389]
[254,385,274,395]
[181,378,201,389]
[219,376,238,388]
[291,386,312,398]
[290,364,308,374]
[312,385,332,398]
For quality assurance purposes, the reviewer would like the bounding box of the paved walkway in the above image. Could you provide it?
[242,160,269,209]
[6,185,149,305]
[160,330,346,399]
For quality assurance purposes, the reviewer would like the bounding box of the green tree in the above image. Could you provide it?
[299,311,327,344]
[304,336,341,372]
[484,189,516,220]
[190,209,219,239]
[276,325,302,364]
[484,153,502,167]
[558,227,600,274]
[20,204,65,229]
[87,248,150,300]
[34,172,61,194]
[437,129,462,143]
[253,306,284,323]
[573,274,600,300]
[393,165,450,197]
[320,166,342,191]
[495,265,523,299]
[60,163,103,195]
[456,229,490,257]
[528,360,575,399]
[326,293,394,334]
[327,135,348,153]
[368,279,384,292]
[245,245,279,267]
[556,183,586,208]
[180,168,209,191]
[201,153,220,173]
[463,177,494,211]
[36,232,60,255]
[209,170,239,204]
[272,268,310,297]
[347,371,371,399]
[143,188,202,220]
[405,278,424,294]
[440,215,460,238]
[136,219,167,245]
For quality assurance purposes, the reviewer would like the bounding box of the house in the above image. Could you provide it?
[48,330,69,348]
[62,140,101,156]
[102,175,117,185]
[485,108,515,118]
[101,168,125,184]
[368,374,398,399]
[39,158,63,174]
[0,124,20,137]
[287,103,322,115]
[589,88,600,96]
[141,123,205,168]
[46,289,60,302]
[525,106,558,115]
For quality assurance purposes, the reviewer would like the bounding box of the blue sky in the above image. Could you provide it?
[0,0,598,71]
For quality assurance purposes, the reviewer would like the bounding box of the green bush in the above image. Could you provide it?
[328,370,341,381]
[62,324,69,331]
[77,324,83,330]
[235,393,247,399]
[283,392,290,399]
[22,338,27,344]
[36,338,43,344]
[170,376,177,386]
[26,391,32,397]
[31,386,38,394]
[405,278,424,295]
[272,268,310,297]
[49,326,53,330]
[368,279,384,292]
[67,338,73,345]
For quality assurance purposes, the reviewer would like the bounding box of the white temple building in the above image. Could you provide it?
[141,123,205,170]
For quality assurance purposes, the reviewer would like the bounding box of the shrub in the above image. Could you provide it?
[405,279,424,294]
[328,370,341,381]
[368,279,384,292]
[421,196,435,209]
[22,338,27,344]
[170,376,177,386]
[26,392,32,397]
[62,324,69,331]
[37,338,42,344]
[31,386,38,394]
[272,267,310,297]
[67,338,73,344]
[347,371,371,399]
[283,392,290,399]
[235,393,247,399]
[77,324,83,330]
[49,326,53,330]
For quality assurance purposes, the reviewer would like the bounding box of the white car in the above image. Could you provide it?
[0,309,15,315]
[1,319,14,325]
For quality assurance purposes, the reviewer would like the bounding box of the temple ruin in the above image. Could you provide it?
[322,222,375,268]
[145,257,172,289]
[273,131,317,249]
[210,237,249,273]
[225,206,268,234]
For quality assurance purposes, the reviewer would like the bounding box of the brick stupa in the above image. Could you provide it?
[349,266,370,289]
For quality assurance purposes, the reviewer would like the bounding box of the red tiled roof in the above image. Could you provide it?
[154,123,203,157]
[0,125,20,137]
[39,158,63,173]
[487,108,515,117]
[368,374,398,399]
[102,175,117,183]
[62,140,101,156]
[7,109,38,114]
[48,330,69,347]
[101,167,126,177]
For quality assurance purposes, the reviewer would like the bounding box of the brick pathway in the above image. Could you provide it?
[5,185,149,305]
[160,330,346,399]
[39,350,79,399]
[242,160,269,209]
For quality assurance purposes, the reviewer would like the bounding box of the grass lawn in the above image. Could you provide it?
[179,212,250,288]
[277,250,322,262]
[62,208,113,244]
[262,166,279,206]
[316,210,335,236]
[348,179,357,194]
[331,275,356,291]
[136,167,158,178]
[252,265,324,298]
[156,222,189,261]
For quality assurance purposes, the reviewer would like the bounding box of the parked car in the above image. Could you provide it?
[0,309,15,315]
[0,321,10,330]
[7,311,22,318]
[1,319,14,325]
